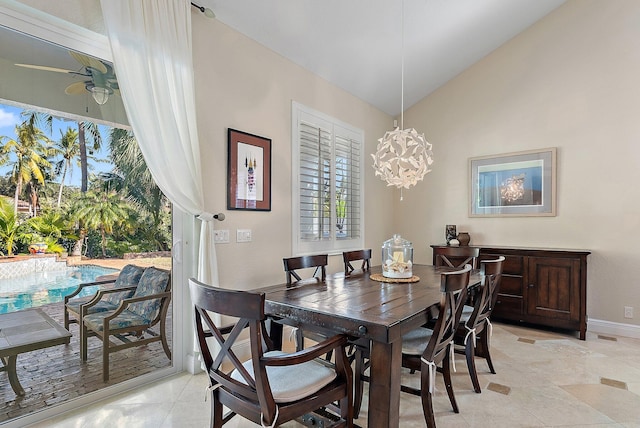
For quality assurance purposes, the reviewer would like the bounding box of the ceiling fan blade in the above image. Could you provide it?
[69,51,108,74]
[15,63,75,74]
[65,81,87,95]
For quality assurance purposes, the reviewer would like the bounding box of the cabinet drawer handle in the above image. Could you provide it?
[358,325,367,334]
[528,283,535,288]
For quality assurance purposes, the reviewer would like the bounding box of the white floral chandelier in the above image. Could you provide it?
[371,0,433,198]
[372,127,433,190]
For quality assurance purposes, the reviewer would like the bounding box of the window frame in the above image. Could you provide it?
[291,101,365,256]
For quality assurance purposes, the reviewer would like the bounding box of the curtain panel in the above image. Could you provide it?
[99,0,218,285]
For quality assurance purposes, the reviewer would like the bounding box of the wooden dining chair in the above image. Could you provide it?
[283,254,330,352]
[454,256,504,392]
[189,278,354,428]
[341,249,372,417]
[433,245,480,269]
[399,264,471,428]
[283,254,327,284]
[343,249,372,275]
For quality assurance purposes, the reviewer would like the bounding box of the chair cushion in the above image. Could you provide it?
[402,327,434,355]
[128,267,170,322]
[230,351,337,403]
[104,264,145,305]
[66,298,118,315]
[83,309,148,331]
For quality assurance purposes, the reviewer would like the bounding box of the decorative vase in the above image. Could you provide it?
[457,232,471,246]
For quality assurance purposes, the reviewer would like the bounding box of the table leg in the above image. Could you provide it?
[1,355,25,396]
[366,340,401,428]
[266,318,283,350]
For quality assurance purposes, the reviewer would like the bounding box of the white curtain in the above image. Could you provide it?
[99,0,217,285]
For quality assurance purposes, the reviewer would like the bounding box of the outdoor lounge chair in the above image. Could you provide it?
[80,266,171,381]
[63,264,146,330]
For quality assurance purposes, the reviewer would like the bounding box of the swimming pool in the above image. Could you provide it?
[0,265,119,314]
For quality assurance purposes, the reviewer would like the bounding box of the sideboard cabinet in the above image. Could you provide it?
[431,245,590,340]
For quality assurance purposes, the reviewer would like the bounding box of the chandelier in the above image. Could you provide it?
[500,174,525,202]
[371,0,433,199]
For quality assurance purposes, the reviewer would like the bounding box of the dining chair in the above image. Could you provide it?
[454,256,505,392]
[188,278,354,428]
[283,254,327,284]
[399,264,471,428]
[343,249,372,275]
[433,245,480,269]
[341,249,372,417]
[283,254,329,352]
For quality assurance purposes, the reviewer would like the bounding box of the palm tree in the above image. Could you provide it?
[3,122,52,215]
[78,122,102,193]
[51,127,80,207]
[0,197,20,255]
[107,128,169,245]
[74,190,130,257]
[25,209,76,254]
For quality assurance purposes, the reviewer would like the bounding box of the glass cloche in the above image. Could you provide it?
[381,234,413,278]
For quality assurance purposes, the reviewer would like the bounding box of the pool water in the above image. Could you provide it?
[0,265,119,314]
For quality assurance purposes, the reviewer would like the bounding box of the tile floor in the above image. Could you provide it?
[26,322,640,427]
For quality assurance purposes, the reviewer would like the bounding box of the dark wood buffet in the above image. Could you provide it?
[431,245,591,340]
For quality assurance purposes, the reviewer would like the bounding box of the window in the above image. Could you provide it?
[292,102,364,255]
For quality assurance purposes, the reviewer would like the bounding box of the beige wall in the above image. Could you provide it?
[191,17,396,289]
[398,0,640,328]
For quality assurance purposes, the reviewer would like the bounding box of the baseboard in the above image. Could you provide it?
[588,318,640,339]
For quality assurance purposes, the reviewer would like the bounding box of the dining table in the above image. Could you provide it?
[260,263,482,428]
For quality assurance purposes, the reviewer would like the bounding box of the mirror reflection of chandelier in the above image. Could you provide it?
[500,173,525,202]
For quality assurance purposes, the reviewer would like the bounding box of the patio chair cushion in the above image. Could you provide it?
[83,309,148,331]
[127,267,171,323]
[230,351,337,403]
[66,298,118,316]
[103,264,145,305]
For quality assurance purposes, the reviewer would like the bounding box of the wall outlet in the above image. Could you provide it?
[237,229,252,243]
[624,306,634,319]
[213,229,229,243]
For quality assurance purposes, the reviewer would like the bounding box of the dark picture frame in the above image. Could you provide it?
[469,148,556,217]
[227,128,272,211]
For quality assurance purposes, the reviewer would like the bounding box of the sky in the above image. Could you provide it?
[0,103,113,187]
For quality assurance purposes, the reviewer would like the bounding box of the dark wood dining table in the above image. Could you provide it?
[260,264,482,428]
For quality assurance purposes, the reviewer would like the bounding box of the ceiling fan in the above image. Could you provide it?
[15,51,118,105]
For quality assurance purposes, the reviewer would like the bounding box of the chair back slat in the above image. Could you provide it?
[434,246,480,269]
[423,264,471,364]
[283,254,328,284]
[343,249,372,275]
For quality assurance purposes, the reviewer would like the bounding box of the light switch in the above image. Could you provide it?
[214,229,229,243]
[236,229,252,243]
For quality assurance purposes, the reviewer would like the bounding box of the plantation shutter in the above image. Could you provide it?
[334,128,361,240]
[292,102,364,255]
[299,120,332,242]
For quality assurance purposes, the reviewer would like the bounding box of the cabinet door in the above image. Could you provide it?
[526,257,580,321]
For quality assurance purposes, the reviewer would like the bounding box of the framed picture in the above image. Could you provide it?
[227,128,272,211]
[469,148,556,217]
